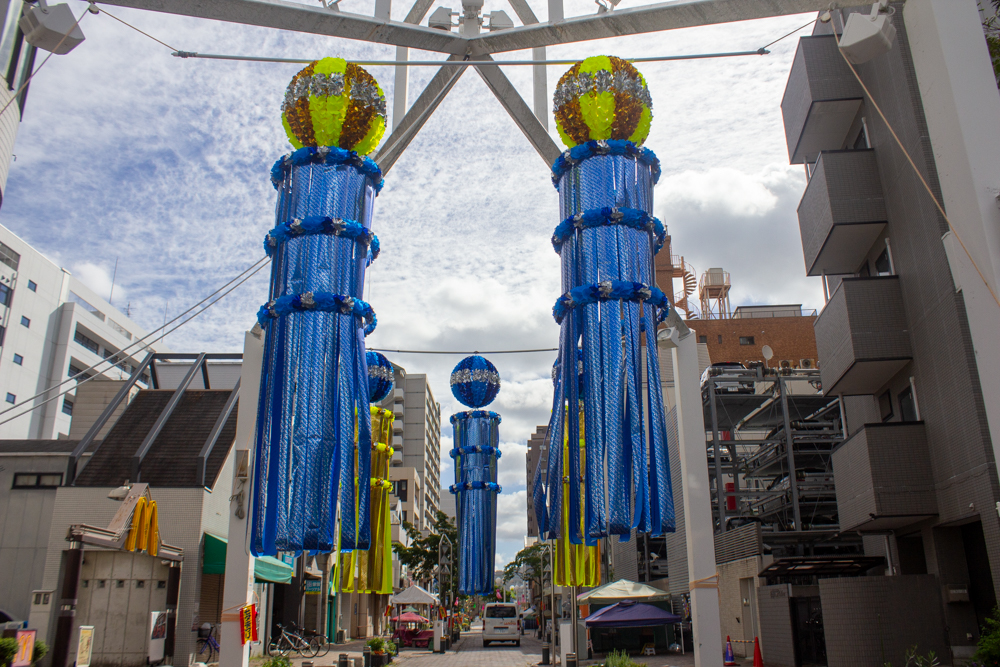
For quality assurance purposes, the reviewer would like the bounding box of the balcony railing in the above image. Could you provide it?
[781,35,865,164]
[832,422,936,531]
[798,150,887,276]
[814,277,911,395]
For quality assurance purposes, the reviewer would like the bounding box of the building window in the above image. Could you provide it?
[698,335,707,344]
[27,280,36,292]
[879,390,894,422]
[739,336,755,346]
[0,241,19,271]
[5,393,14,404]
[12,353,22,365]
[62,398,73,416]
[12,473,63,488]
[74,328,100,354]
[68,363,85,379]
[0,324,5,346]
[875,248,892,276]
[394,480,408,502]
[19,316,29,328]
[898,386,918,422]
[717,335,723,344]
[0,283,10,306]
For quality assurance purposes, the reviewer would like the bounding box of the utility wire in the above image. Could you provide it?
[834,31,1000,312]
[95,5,178,51]
[0,4,90,120]
[0,255,270,422]
[760,19,817,50]
[0,256,269,427]
[368,347,558,354]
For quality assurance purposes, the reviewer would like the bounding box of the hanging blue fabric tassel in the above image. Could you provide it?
[537,140,676,544]
[251,149,381,555]
[448,356,503,595]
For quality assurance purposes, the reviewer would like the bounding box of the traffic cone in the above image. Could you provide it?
[753,636,764,667]
[724,636,737,666]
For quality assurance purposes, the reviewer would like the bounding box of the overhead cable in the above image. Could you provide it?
[0,256,270,425]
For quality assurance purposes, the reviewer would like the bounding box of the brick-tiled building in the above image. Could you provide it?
[686,305,819,369]
[757,2,1000,666]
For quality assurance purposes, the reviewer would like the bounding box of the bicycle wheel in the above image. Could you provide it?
[300,636,319,658]
[308,636,324,657]
[274,636,293,658]
[195,639,216,664]
[313,636,330,657]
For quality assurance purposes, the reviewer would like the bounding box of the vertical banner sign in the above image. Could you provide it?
[239,605,259,645]
[12,630,36,667]
[76,627,94,667]
[149,612,167,662]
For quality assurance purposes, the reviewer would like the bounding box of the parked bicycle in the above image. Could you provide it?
[267,623,320,657]
[287,622,330,657]
[195,624,221,664]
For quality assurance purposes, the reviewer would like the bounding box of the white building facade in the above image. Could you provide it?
[0,223,170,440]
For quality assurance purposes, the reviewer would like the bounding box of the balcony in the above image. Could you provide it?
[832,422,936,531]
[781,35,864,164]
[798,150,887,276]
[814,277,911,395]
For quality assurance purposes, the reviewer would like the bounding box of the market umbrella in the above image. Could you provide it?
[584,600,681,628]
[391,612,430,623]
[576,579,669,602]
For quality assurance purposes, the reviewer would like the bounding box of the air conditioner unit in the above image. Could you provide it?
[779,360,792,369]
[19,0,85,54]
[799,358,815,369]
[839,2,896,64]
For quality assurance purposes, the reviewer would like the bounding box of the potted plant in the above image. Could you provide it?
[384,639,397,663]
[367,637,387,667]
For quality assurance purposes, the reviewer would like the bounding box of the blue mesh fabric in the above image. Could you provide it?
[451,412,501,595]
[450,355,501,408]
[538,152,676,544]
[366,350,394,403]
[251,158,378,555]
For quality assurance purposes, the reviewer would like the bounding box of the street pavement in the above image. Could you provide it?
[283,629,753,667]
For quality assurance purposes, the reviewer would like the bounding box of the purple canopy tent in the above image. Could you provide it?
[583,600,681,628]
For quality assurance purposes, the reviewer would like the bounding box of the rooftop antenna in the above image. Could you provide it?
[109,257,118,305]
[762,344,774,369]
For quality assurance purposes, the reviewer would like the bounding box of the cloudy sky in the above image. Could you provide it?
[0,0,824,567]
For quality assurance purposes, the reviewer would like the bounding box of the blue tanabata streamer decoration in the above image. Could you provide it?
[449,356,502,595]
[534,139,676,546]
[366,350,395,403]
[250,147,382,556]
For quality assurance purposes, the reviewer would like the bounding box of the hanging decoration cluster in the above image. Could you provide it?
[449,355,502,595]
[553,55,653,149]
[251,61,386,555]
[534,56,675,552]
[281,57,387,155]
[339,351,396,594]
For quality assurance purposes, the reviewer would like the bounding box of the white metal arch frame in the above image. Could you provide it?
[94,0,830,173]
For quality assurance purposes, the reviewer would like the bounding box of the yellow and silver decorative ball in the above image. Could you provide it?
[553,55,652,149]
[281,57,387,155]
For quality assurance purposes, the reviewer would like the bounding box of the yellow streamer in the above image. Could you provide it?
[340,406,394,594]
[554,407,600,587]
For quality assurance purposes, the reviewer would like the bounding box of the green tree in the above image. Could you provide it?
[502,543,545,599]
[983,0,1000,87]
[392,510,460,598]
[974,606,1000,667]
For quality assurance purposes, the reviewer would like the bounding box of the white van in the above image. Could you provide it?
[482,602,519,647]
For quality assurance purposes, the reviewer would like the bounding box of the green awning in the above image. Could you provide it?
[201,532,293,584]
[255,556,293,584]
[203,533,227,575]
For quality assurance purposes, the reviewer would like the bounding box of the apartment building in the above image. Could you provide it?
[0,223,171,440]
[380,364,441,532]
[759,2,1000,665]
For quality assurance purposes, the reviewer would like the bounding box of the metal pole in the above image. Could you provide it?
[550,541,558,665]
[51,540,83,667]
[779,377,802,531]
[164,562,181,661]
[709,377,726,533]
[570,585,578,661]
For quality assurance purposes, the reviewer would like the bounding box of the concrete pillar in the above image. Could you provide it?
[904,0,1000,470]
[219,329,265,667]
[666,325,723,667]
